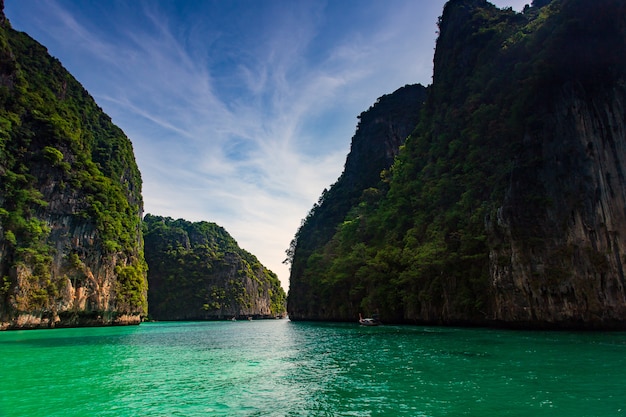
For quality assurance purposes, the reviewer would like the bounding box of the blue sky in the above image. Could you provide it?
[5,0,529,290]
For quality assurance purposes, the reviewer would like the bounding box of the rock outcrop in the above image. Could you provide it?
[0,4,146,329]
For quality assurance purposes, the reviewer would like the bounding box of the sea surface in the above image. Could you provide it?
[1,319,625,416]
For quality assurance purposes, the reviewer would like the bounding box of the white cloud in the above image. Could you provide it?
[5,0,531,289]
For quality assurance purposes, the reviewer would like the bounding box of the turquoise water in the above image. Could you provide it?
[1,320,625,416]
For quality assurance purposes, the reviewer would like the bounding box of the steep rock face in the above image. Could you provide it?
[491,85,626,327]
[287,0,626,329]
[342,85,428,195]
[143,215,286,320]
[287,84,426,320]
[486,0,626,328]
[0,5,146,329]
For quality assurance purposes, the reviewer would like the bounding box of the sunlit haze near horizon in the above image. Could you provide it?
[5,0,530,290]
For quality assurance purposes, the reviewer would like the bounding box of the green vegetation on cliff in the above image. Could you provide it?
[143,214,286,320]
[288,0,626,328]
[286,84,427,318]
[285,84,426,268]
[0,6,146,326]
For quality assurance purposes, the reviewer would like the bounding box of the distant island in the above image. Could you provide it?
[143,214,286,321]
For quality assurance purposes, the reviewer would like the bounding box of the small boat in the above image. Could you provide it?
[359,313,379,326]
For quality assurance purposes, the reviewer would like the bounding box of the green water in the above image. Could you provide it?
[0,320,625,416]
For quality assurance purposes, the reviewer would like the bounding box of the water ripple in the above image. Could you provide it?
[1,321,626,416]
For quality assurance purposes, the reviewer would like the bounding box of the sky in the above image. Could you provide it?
[5,0,529,291]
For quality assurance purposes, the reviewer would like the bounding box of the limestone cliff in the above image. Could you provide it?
[287,0,626,329]
[490,83,626,327]
[143,215,286,321]
[0,4,146,329]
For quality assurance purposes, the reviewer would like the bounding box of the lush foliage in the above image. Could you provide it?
[287,84,427,318]
[0,15,146,318]
[287,0,626,323]
[143,214,286,320]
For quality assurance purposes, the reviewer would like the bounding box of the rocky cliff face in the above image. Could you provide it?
[0,5,146,329]
[287,0,626,329]
[342,84,428,196]
[490,84,626,327]
[484,0,626,328]
[143,215,286,320]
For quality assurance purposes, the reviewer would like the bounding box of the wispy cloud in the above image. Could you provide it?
[6,0,530,288]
